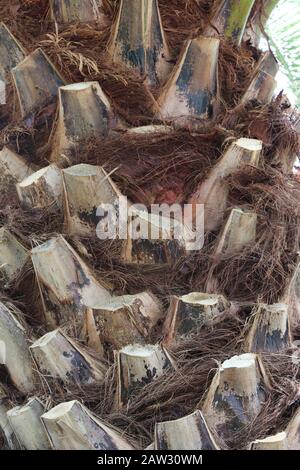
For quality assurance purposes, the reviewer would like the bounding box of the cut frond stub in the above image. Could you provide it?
[109,0,171,87]
[0,23,25,81]
[256,50,279,78]
[0,302,35,394]
[85,292,163,352]
[244,303,292,353]
[116,343,173,407]
[0,146,34,183]
[243,0,281,47]
[16,165,63,210]
[155,410,220,450]
[7,398,51,450]
[189,138,261,231]
[0,228,29,286]
[62,163,122,236]
[41,400,135,450]
[250,432,288,450]
[50,0,104,24]
[241,70,277,105]
[214,208,257,256]
[0,388,20,450]
[51,82,116,164]
[286,407,300,450]
[204,0,255,45]
[163,293,230,346]
[12,48,65,118]
[202,353,268,440]
[30,329,106,386]
[157,37,219,123]
[31,235,111,327]
[122,208,186,265]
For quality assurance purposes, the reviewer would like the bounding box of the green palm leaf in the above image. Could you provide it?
[266,0,300,106]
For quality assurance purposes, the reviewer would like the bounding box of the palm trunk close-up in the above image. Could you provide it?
[0,0,299,455]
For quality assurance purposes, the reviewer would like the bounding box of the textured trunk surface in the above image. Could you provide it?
[0,0,299,455]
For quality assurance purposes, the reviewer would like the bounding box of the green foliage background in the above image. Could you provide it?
[266,0,300,106]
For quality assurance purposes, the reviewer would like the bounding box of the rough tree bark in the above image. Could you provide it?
[0,302,35,394]
[31,235,111,327]
[51,82,116,164]
[41,400,135,450]
[157,37,220,122]
[109,0,171,87]
[30,329,106,386]
[163,293,230,345]
[244,303,292,353]
[16,164,63,210]
[116,343,173,407]
[7,397,51,450]
[62,163,122,236]
[189,138,262,231]
[155,410,219,450]
[12,48,66,117]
